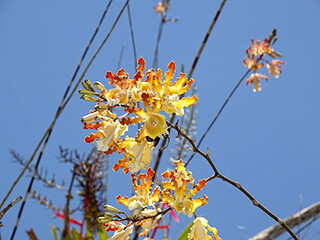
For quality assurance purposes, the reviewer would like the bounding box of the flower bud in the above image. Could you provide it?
[81,81,90,90]
[81,111,100,124]
[104,204,120,214]
[83,79,95,91]
[82,95,97,102]
[97,216,112,223]
[104,212,114,218]
[94,81,106,91]
[78,89,95,95]
[94,103,109,111]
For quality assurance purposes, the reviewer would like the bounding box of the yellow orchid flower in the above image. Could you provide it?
[109,224,133,240]
[135,109,167,139]
[116,168,161,209]
[96,120,128,152]
[124,138,154,173]
[188,217,221,240]
[161,160,208,217]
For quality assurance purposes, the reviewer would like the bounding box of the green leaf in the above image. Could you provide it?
[85,212,94,240]
[50,225,59,240]
[97,222,108,240]
[71,229,82,240]
[177,221,194,240]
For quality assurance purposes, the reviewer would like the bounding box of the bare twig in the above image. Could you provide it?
[185,69,250,166]
[127,3,138,70]
[167,121,299,240]
[10,150,67,191]
[152,20,165,69]
[187,0,228,80]
[168,121,218,174]
[30,190,60,212]
[153,0,228,174]
[62,167,77,238]
[291,215,320,240]
[26,228,38,240]
[0,196,22,227]
[250,201,320,240]
[117,46,125,70]
[131,208,171,240]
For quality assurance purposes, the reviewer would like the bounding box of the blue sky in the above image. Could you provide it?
[1,0,320,239]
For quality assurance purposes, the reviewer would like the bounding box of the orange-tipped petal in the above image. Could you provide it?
[137,57,146,72]
[116,195,129,207]
[192,195,208,209]
[180,95,198,108]
[164,61,176,89]
[84,131,102,143]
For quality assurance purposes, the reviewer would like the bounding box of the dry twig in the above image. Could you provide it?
[0,196,22,228]
[167,121,299,240]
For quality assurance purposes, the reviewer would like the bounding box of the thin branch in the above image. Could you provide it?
[62,166,77,238]
[10,150,67,191]
[117,46,125,70]
[168,121,299,240]
[250,201,320,240]
[30,190,60,212]
[127,3,138,70]
[187,0,228,80]
[153,0,228,174]
[127,3,140,131]
[131,208,172,240]
[25,228,38,240]
[168,121,218,174]
[10,1,130,238]
[0,196,22,226]
[0,0,113,211]
[185,69,250,166]
[292,215,320,240]
[152,20,165,69]
[300,216,317,240]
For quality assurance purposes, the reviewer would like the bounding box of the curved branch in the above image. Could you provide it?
[167,121,299,240]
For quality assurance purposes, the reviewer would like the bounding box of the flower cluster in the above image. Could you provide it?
[243,38,285,92]
[161,159,208,217]
[98,161,220,239]
[80,58,197,173]
[80,58,221,239]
